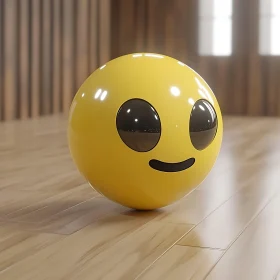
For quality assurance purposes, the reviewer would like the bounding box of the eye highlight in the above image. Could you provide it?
[116,99,161,152]
[189,99,218,150]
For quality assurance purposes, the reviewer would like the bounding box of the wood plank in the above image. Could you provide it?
[204,192,280,280]
[0,215,158,279]
[6,197,130,235]
[274,58,280,116]
[118,0,135,56]
[64,222,193,279]
[0,223,62,272]
[164,5,175,57]
[178,160,280,249]
[30,0,42,117]
[109,0,120,58]
[42,0,52,115]
[89,0,98,73]
[98,0,111,65]
[150,188,234,226]
[4,184,99,222]
[62,0,75,113]
[3,0,18,120]
[0,0,112,121]
[0,0,3,120]
[0,189,53,217]
[19,0,31,119]
[52,0,62,113]
[149,131,270,226]
[1,115,280,278]
[246,1,263,116]
[76,0,89,87]
[146,0,157,51]
[134,0,147,52]
[109,1,280,117]
[214,58,232,114]
[137,245,223,280]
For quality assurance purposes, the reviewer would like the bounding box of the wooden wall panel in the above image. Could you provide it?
[111,0,280,117]
[42,0,52,115]
[89,0,98,72]
[0,0,111,121]
[30,0,41,118]
[0,0,3,120]
[265,58,280,116]
[2,0,279,119]
[111,0,199,69]
[3,0,18,121]
[246,0,263,116]
[76,0,90,88]
[19,0,31,119]
[99,0,111,66]
[52,0,62,114]
[134,0,147,52]
[62,0,75,114]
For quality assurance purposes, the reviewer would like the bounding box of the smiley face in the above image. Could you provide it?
[68,53,223,210]
[116,98,217,172]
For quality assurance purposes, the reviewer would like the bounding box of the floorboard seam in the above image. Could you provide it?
[130,185,243,279]
[201,189,280,280]
[176,244,225,251]
[133,223,196,280]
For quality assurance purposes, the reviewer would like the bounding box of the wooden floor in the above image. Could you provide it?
[1,114,280,279]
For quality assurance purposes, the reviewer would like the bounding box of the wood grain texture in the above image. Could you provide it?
[14,197,130,235]
[3,185,99,221]
[134,0,147,52]
[52,0,62,113]
[1,115,280,278]
[3,0,18,120]
[1,0,279,120]
[0,215,155,279]
[63,223,192,280]
[137,245,223,280]
[0,223,62,272]
[98,0,111,66]
[30,0,41,118]
[205,193,280,280]
[19,0,30,119]
[42,0,52,115]
[111,0,280,117]
[151,188,233,226]
[0,0,111,121]
[89,0,98,73]
[62,0,75,113]
[0,0,3,120]
[178,174,279,249]
[76,0,90,88]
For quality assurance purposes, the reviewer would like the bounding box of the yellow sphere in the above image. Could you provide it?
[68,53,223,210]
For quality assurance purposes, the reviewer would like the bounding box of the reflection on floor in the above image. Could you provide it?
[0,115,280,279]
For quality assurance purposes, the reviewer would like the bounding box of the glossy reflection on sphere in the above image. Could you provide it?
[68,53,223,210]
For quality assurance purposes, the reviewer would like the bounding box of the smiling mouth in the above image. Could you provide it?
[149,157,195,172]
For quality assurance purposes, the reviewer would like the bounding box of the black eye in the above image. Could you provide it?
[116,99,161,152]
[189,99,218,150]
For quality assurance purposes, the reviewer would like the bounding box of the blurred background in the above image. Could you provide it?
[0,0,279,121]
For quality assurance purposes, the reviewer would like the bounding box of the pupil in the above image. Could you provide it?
[116,99,161,152]
[189,99,218,150]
